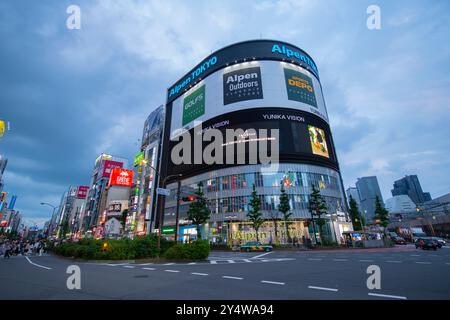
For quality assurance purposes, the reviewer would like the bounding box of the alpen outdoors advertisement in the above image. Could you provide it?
[223,66,263,105]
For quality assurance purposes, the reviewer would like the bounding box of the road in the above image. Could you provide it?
[1,245,449,299]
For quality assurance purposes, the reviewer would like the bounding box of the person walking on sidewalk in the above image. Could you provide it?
[3,241,11,259]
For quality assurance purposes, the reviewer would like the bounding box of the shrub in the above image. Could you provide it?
[50,235,175,260]
[164,240,210,260]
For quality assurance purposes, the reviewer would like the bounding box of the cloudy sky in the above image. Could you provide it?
[1,0,449,226]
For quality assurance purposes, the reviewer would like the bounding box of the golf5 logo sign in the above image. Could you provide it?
[284,68,317,108]
[223,67,263,105]
[308,125,329,158]
[182,85,205,126]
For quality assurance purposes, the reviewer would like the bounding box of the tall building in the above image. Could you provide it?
[385,195,417,214]
[391,175,431,205]
[85,154,128,236]
[128,106,165,237]
[159,40,351,244]
[0,154,7,192]
[355,176,384,221]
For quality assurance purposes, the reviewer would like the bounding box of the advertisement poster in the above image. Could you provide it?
[102,160,123,178]
[133,151,144,167]
[182,85,205,126]
[284,68,317,108]
[308,125,329,158]
[108,168,134,187]
[76,186,89,199]
[223,66,263,105]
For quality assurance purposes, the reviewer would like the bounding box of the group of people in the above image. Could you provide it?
[1,237,46,259]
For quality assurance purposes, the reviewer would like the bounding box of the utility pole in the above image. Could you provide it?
[174,179,181,243]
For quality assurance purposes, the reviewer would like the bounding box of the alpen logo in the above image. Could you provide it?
[223,67,263,105]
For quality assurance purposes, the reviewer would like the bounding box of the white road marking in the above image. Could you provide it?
[368,293,407,300]
[123,265,135,269]
[446,263,450,265]
[359,260,374,262]
[142,267,156,271]
[308,258,322,261]
[261,280,285,285]
[188,262,196,265]
[107,263,129,266]
[243,259,252,263]
[25,257,52,270]
[222,276,243,280]
[164,263,175,265]
[138,263,154,266]
[210,260,218,264]
[252,252,272,259]
[415,262,431,265]
[164,270,180,273]
[191,272,208,276]
[333,259,348,262]
[228,260,236,264]
[386,261,402,263]
[308,286,338,292]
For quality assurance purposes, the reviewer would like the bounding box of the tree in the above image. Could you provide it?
[374,196,389,228]
[268,210,279,245]
[247,184,264,243]
[187,182,210,240]
[278,184,292,245]
[348,196,363,231]
[61,219,70,239]
[308,185,328,245]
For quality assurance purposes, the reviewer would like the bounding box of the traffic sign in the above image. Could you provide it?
[157,188,170,196]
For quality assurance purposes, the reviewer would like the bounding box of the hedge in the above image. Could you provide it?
[52,235,174,260]
[164,240,210,260]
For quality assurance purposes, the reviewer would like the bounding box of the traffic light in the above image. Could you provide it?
[182,195,196,202]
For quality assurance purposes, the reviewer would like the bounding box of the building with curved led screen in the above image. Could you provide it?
[159,40,350,244]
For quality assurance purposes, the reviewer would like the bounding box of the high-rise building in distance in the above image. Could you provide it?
[355,176,384,221]
[391,175,431,205]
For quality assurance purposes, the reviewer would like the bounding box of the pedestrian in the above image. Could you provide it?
[3,241,11,259]
[38,241,44,256]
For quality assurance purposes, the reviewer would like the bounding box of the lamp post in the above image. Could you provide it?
[40,203,60,237]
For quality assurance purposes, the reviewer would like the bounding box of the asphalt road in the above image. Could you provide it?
[1,245,449,300]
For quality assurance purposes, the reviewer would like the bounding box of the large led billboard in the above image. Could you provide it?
[169,60,328,140]
[108,168,133,187]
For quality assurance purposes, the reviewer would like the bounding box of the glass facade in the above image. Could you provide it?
[163,163,346,225]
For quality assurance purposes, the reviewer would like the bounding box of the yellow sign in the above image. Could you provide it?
[0,120,5,138]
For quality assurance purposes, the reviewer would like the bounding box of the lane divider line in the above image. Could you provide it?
[308,258,322,261]
[228,260,236,264]
[368,293,407,300]
[191,272,209,276]
[415,262,431,264]
[164,270,180,273]
[142,267,156,271]
[252,252,272,259]
[123,266,135,269]
[386,261,402,263]
[308,286,338,292]
[25,257,52,270]
[222,276,243,280]
[359,260,374,262]
[261,280,285,285]
[333,259,348,261]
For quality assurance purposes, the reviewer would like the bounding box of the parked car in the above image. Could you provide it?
[415,238,438,250]
[431,237,446,248]
[391,235,407,245]
[240,241,273,252]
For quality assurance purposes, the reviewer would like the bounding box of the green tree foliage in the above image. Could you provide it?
[348,196,363,231]
[278,184,293,244]
[187,182,210,239]
[247,184,264,243]
[308,185,328,244]
[374,196,389,228]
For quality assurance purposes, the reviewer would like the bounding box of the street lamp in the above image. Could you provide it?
[40,202,61,237]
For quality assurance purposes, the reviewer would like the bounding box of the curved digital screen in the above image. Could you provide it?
[166,108,338,178]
